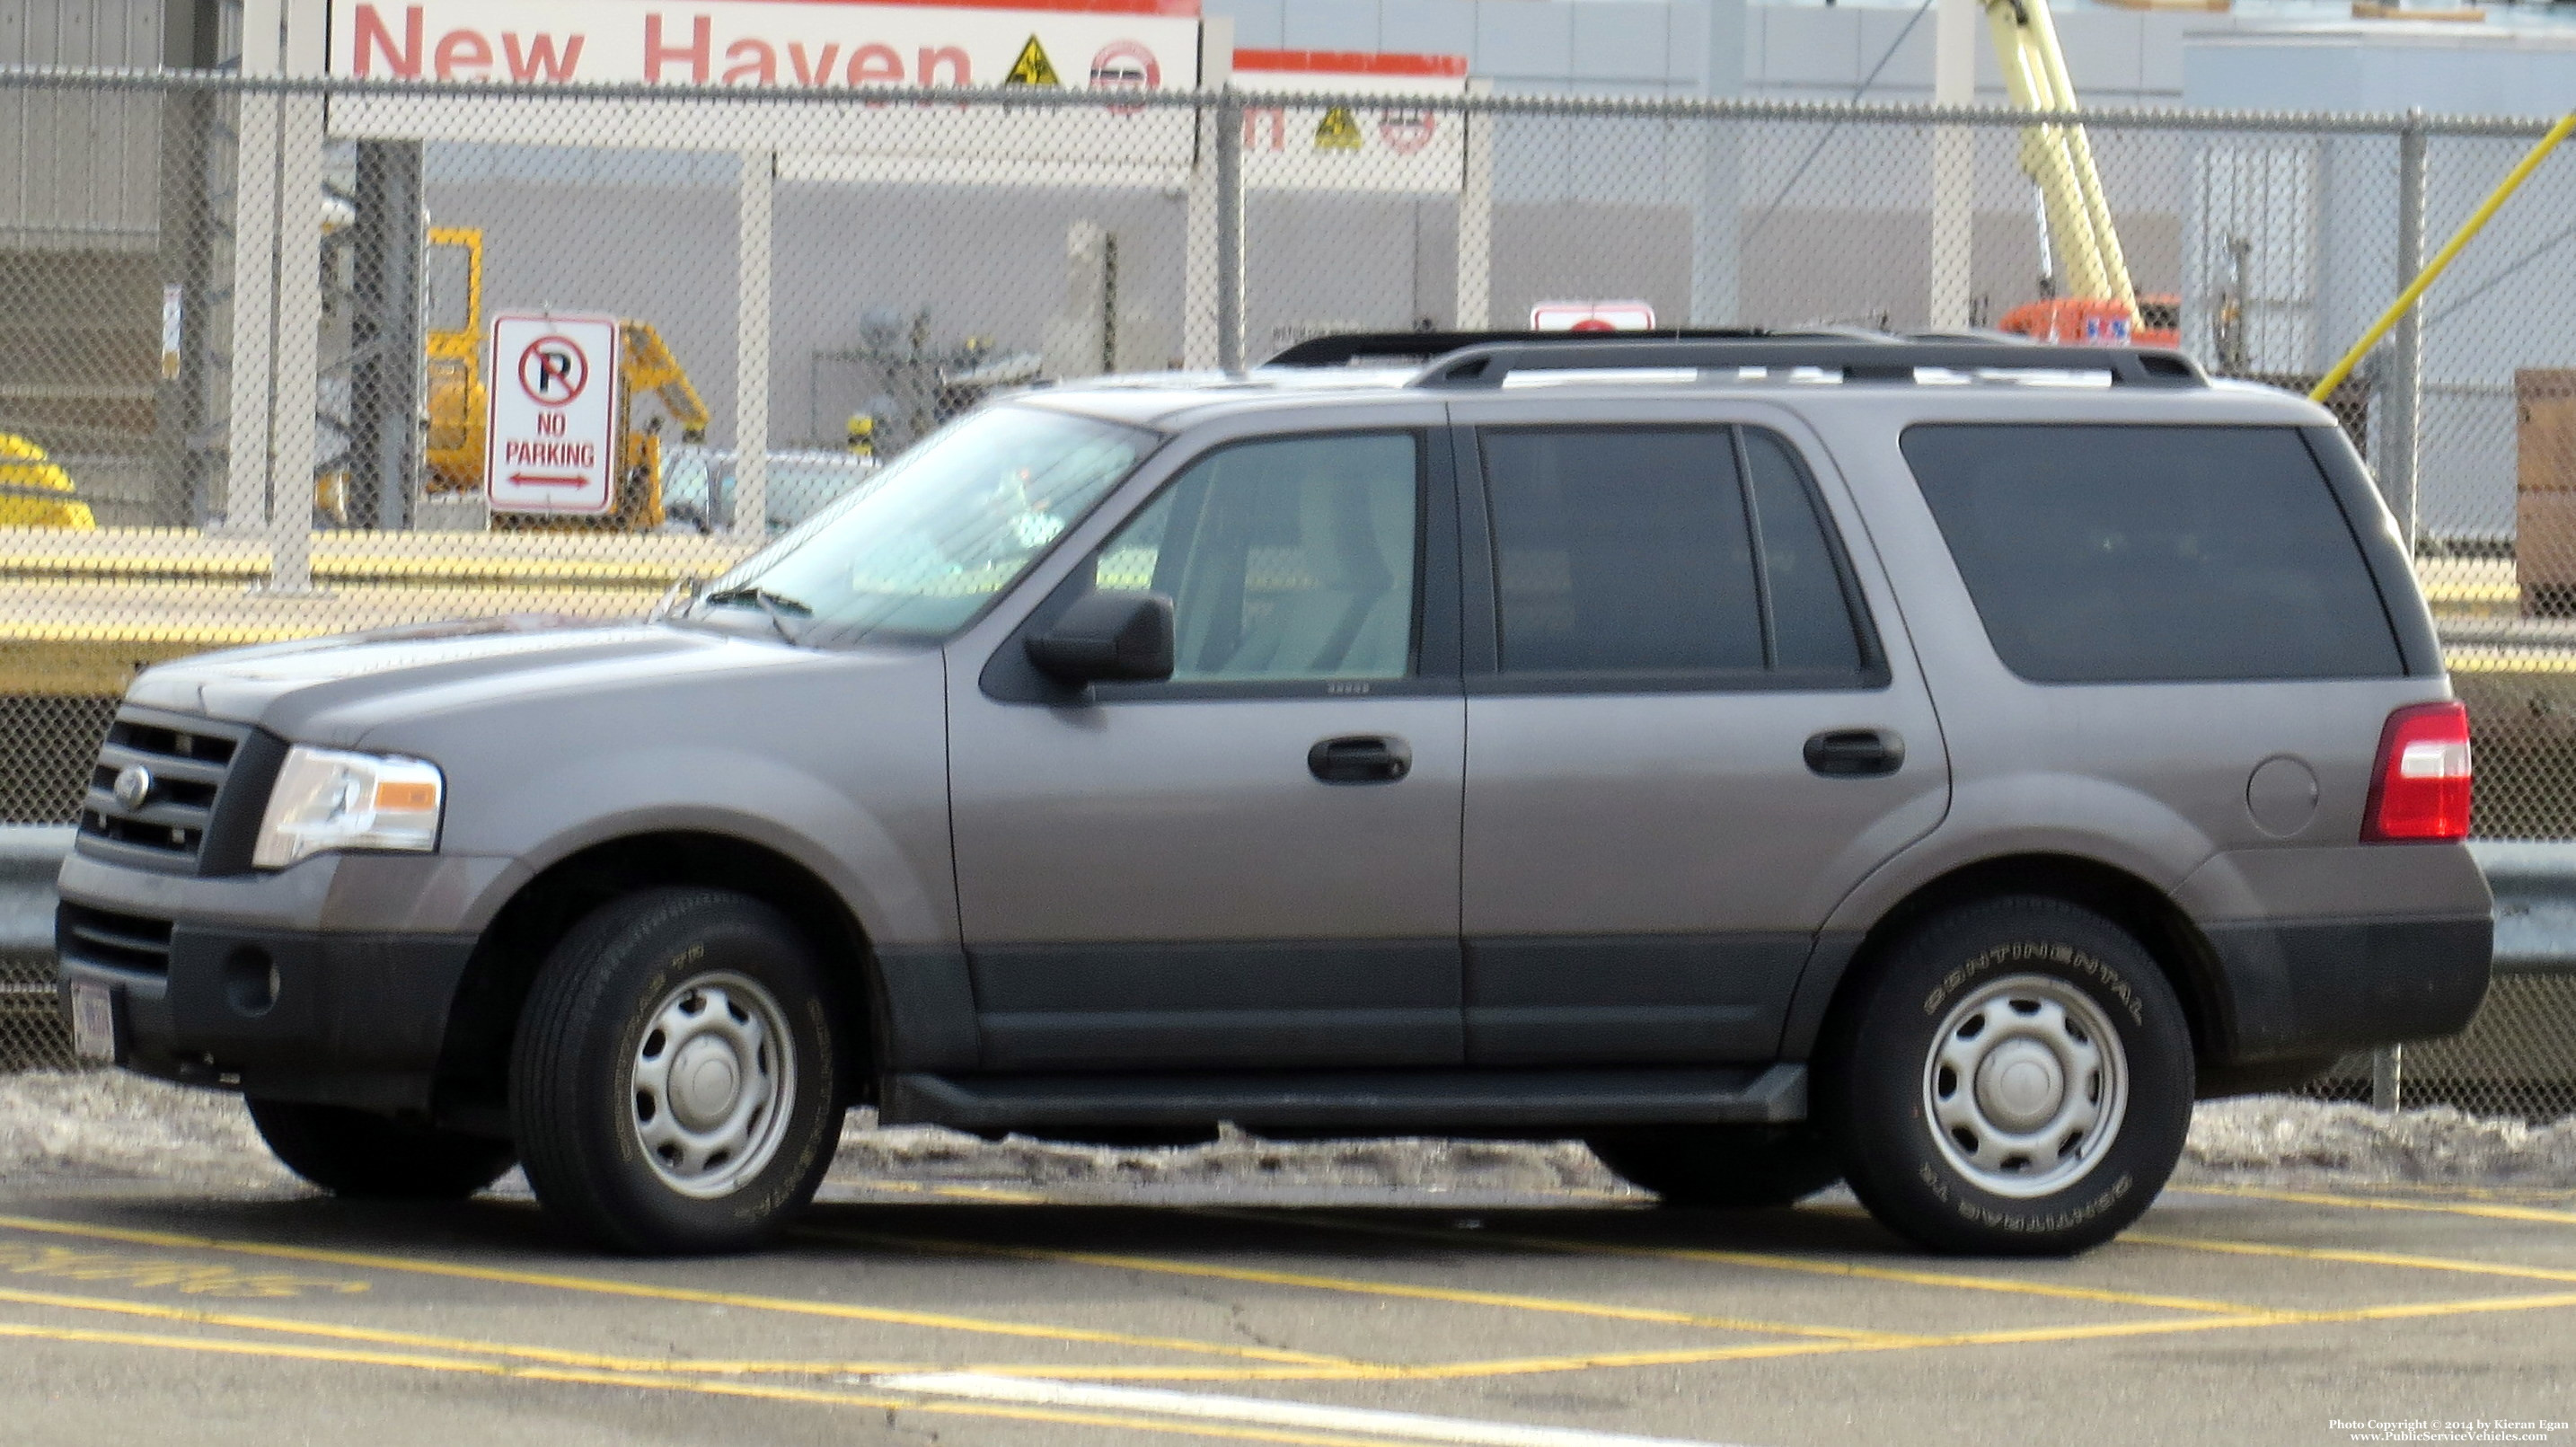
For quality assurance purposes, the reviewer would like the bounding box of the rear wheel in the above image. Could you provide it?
[510,887,845,1254]
[1585,1125,1843,1208]
[245,1098,515,1200]
[1817,896,2193,1256]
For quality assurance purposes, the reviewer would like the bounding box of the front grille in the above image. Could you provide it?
[57,902,174,975]
[75,709,251,873]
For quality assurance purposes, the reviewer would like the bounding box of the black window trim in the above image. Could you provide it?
[1457,421,1892,698]
[979,426,1462,705]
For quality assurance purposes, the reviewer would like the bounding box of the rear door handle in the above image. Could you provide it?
[1310,735,1412,784]
[1804,728,1903,778]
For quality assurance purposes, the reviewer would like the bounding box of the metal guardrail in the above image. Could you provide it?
[0,825,74,1071]
[0,827,2569,1111]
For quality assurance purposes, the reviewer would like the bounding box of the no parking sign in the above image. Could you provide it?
[486,313,621,515]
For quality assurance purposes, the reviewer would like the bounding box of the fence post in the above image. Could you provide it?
[2385,109,2428,551]
[2372,1043,2404,1112]
[1214,89,1245,373]
[734,149,773,538]
[1454,80,1495,331]
[259,0,330,593]
[1182,22,1231,372]
[224,0,281,539]
[1927,0,1977,330]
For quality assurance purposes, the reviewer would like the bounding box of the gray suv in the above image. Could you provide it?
[55,336,2493,1257]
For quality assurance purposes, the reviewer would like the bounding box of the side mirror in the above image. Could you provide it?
[1025,591,1175,685]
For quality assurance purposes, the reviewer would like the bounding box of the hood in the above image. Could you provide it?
[128,614,777,735]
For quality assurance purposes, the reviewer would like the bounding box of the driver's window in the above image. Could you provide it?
[1092,432,1420,682]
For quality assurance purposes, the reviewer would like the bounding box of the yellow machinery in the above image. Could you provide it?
[1981,0,2178,348]
[0,432,95,528]
[419,227,710,531]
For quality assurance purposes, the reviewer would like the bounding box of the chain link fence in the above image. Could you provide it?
[0,68,2572,1109]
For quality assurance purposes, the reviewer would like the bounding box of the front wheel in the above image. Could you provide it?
[510,887,845,1254]
[1817,896,2193,1256]
[246,1098,515,1200]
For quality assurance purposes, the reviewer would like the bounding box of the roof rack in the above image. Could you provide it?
[1406,338,2207,390]
[1266,329,1774,369]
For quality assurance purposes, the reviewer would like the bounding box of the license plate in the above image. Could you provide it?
[69,982,117,1063]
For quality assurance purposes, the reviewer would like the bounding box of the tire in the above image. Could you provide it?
[510,887,844,1254]
[1815,896,2193,1257]
[245,1098,515,1200]
[1585,1125,1843,1209]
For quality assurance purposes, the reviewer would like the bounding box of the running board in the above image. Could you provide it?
[879,1063,1806,1134]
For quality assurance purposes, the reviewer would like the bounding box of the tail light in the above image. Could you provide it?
[2363,701,2473,842]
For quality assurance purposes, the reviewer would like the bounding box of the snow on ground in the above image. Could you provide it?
[1,1070,2571,1195]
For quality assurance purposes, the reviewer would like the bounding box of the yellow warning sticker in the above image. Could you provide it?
[1314,106,1363,151]
[1005,35,1061,86]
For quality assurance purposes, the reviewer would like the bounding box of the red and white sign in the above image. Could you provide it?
[485,313,622,516]
[327,0,1203,162]
[1232,49,1469,194]
[1531,302,1658,332]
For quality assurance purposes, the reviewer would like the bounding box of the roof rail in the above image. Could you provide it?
[1407,339,2208,390]
[1266,329,1773,369]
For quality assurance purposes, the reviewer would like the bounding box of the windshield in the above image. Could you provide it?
[693,405,1155,645]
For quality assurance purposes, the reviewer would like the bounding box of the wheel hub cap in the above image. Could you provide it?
[669,1037,745,1131]
[628,971,798,1200]
[1975,1040,2065,1132]
[1921,972,2130,1199]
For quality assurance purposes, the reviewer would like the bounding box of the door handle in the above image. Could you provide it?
[1804,728,1903,778]
[1310,735,1412,784]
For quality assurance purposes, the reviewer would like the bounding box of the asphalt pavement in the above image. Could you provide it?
[0,1160,2568,1447]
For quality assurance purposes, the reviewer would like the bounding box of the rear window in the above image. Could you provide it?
[1901,424,2402,684]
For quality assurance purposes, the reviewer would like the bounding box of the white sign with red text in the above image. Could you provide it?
[485,313,621,516]
[325,0,1203,163]
[1232,50,1469,194]
[1531,301,1658,331]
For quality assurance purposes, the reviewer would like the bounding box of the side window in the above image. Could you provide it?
[1090,432,1420,682]
[1480,428,1764,675]
[1742,428,1868,675]
[1901,424,2404,683]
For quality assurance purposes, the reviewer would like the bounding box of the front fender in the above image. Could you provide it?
[446,744,952,947]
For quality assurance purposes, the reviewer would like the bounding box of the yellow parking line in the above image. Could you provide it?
[0,1282,939,1377]
[2126,1232,2576,1286]
[860,1180,1053,1204]
[1207,1212,2276,1318]
[2171,1184,2576,1227]
[0,1320,1434,1447]
[815,1228,1929,1345]
[0,1214,1362,1367]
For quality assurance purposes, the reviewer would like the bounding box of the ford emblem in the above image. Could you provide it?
[111,764,153,811]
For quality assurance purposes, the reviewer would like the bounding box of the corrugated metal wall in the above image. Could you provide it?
[0,0,163,250]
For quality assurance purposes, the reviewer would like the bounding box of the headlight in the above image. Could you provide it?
[252,746,445,869]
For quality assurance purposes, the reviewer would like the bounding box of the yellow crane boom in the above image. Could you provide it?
[1984,0,2136,310]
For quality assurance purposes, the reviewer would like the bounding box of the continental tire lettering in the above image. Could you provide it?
[1951,1174,2134,1232]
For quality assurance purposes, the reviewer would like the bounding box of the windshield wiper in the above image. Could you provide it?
[698,586,811,644]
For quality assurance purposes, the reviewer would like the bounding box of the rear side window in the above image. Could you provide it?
[1483,428,1764,674]
[1477,426,1879,685]
[1901,425,2403,684]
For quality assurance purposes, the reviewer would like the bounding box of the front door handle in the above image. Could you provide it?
[1804,728,1903,778]
[1310,735,1411,784]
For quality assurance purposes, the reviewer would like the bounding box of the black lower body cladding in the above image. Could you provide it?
[55,914,476,1114]
[2203,913,2493,1063]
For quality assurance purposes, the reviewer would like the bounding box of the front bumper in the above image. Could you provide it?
[52,848,514,1114]
[57,923,476,1113]
[2204,913,2494,1063]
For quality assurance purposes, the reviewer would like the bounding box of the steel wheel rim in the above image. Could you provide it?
[1921,972,2128,1199]
[627,970,797,1200]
